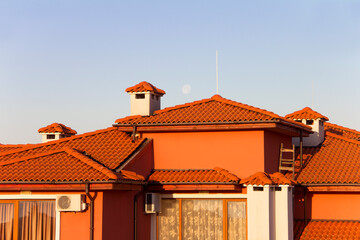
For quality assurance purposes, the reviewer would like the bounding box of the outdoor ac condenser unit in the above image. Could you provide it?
[145,193,161,214]
[56,194,86,212]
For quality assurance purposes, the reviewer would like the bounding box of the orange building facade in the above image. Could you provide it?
[0,81,359,240]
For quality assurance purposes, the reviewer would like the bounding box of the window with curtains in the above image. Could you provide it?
[157,199,246,240]
[0,200,56,240]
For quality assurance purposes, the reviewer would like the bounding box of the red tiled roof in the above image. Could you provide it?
[0,144,29,153]
[298,220,360,240]
[240,172,297,185]
[0,127,146,171]
[115,95,311,132]
[0,147,118,181]
[296,132,360,184]
[325,122,360,140]
[0,147,144,182]
[125,81,165,95]
[286,107,329,121]
[38,123,77,135]
[148,167,239,184]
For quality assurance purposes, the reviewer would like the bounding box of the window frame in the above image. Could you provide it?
[0,195,60,240]
[156,198,247,240]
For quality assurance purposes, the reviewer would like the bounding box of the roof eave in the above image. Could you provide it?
[0,181,145,191]
[114,119,311,136]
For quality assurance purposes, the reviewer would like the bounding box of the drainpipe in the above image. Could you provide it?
[133,189,144,240]
[303,186,307,225]
[300,130,303,168]
[86,183,94,240]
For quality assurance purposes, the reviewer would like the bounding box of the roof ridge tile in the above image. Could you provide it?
[213,167,240,181]
[152,98,214,115]
[64,147,118,180]
[38,123,77,134]
[211,95,281,119]
[125,81,165,95]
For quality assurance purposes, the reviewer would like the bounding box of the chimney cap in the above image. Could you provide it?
[285,107,329,121]
[125,81,165,96]
[38,123,77,135]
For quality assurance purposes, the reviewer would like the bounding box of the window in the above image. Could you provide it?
[46,135,55,140]
[157,199,246,240]
[135,94,145,99]
[0,200,56,240]
[306,120,314,125]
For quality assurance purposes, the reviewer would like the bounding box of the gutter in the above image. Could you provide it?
[133,187,145,240]
[113,119,312,133]
[149,181,239,185]
[300,183,360,187]
[85,183,95,240]
[0,180,145,184]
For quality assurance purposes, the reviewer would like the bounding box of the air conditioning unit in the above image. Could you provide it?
[56,194,86,212]
[145,193,161,214]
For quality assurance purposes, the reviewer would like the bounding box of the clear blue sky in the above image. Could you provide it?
[1,1,360,144]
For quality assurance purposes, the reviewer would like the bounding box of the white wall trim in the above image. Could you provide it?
[161,193,247,199]
[0,194,60,240]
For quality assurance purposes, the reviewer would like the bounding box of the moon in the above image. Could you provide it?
[182,84,191,94]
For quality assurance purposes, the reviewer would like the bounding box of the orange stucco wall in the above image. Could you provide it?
[294,191,360,221]
[102,190,151,240]
[143,130,265,178]
[264,131,292,174]
[124,140,154,179]
[60,191,103,240]
[308,192,360,220]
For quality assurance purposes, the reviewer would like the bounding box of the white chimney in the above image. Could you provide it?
[285,107,329,147]
[38,123,77,143]
[126,81,165,116]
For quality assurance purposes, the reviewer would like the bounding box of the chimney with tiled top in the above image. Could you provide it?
[126,81,166,116]
[285,107,329,147]
[38,123,77,143]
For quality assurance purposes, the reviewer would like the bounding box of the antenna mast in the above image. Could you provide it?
[216,50,219,94]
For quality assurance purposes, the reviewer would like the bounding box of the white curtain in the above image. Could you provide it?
[18,201,55,240]
[0,203,14,240]
[158,199,179,240]
[227,201,246,240]
[182,200,223,240]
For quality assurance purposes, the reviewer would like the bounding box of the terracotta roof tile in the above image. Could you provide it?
[240,172,297,185]
[286,107,329,121]
[0,127,146,171]
[125,81,165,95]
[296,132,360,184]
[298,220,360,240]
[0,144,29,153]
[325,122,360,140]
[148,168,240,184]
[38,123,77,135]
[115,95,311,132]
[0,147,118,181]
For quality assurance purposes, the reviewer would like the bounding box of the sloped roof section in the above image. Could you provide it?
[0,144,28,153]
[285,107,329,121]
[0,127,146,171]
[297,132,360,184]
[115,95,310,132]
[0,147,118,181]
[240,172,297,185]
[148,167,239,184]
[38,123,77,135]
[297,220,360,240]
[325,122,360,140]
[125,81,165,95]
